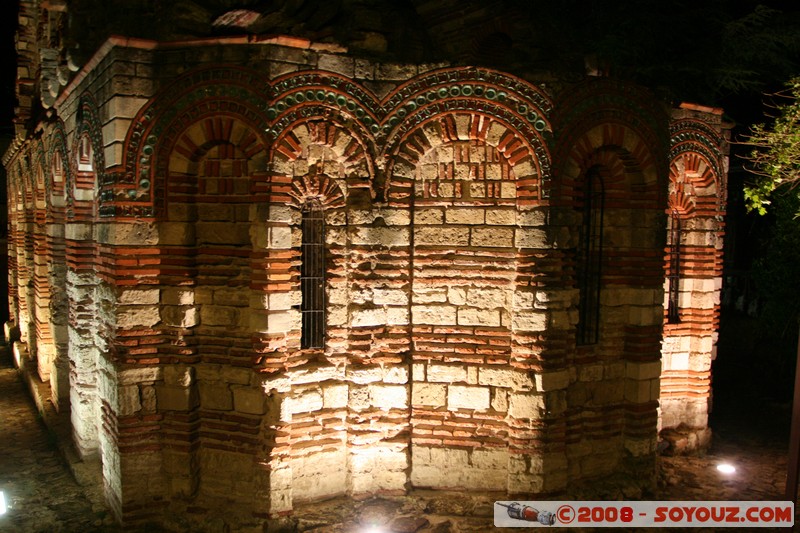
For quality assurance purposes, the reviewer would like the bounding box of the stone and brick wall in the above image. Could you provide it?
[659,104,729,452]
[3,27,727,531]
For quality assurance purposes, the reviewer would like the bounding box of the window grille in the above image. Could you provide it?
[300,199,325,349]
[576,168,604,345]
[667,209,681,324]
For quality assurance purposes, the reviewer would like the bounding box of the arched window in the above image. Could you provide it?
[301,199,326,349]
[77,135,93,172]
[666,209,681,324]
[577,168,604,345]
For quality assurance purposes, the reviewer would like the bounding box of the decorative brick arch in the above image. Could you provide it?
[551,80,671,481]
[384,112,543,206]
[270,118,370,205]
[121,66,271,218]
[660,114,728,450]
[266,71,379,178]
[69,93,105,220]
[381,67,552,202]
[553,78,670,205]
[47,120,70,201]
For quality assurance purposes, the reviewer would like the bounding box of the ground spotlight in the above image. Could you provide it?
[716,463,736,474]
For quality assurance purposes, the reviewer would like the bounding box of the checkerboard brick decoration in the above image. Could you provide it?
[4,32,728,531]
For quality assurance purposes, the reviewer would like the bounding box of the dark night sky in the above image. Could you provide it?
[0,1,19,134]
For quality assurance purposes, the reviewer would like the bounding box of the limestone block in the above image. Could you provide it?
[626,360,661,380]
[515,227,548,248]
[351,307,387,327]
[512,311,547,331]
[386,307,409,325]
[412,383,446,407]
[513,159,536,178]
[348,385,370,411]
[214,288,248,307]
[317,52,356,76]
[412,305,456,325]
[201,306,238,326]
[118,366,162,385]
[447,287,466,305]
[491,389,508,411]
[479,368,533,390]
[269,225,294,249]
[164,365,195,387]
[328,305,348,326]
[466,287,509,308]
[324,286,345,306]
[369,384,408,410]
[485,208,516,225]
[118,384,141,416]
[578,364,604,382]
[233,386,268,415]
[287,389,323,414]
[155,384,199,411]
[469,183,486,198]
[471,227,513,247]
[267,205,294,224]
[141,386,156,412]
[380,209,411,226]
[412,363,425,381]
[508,392,544,419]
[457,307,500,327]
[412,288,447,304]
[222,366,252,385]
[445,208,484,225]
[469,451,506,475]
[383,366,408,384]
[65,223,93,241]
[291,451,347,501]
[346,366,384,384]
[427,363,467,383]
[162,306,198,328]
[117,305,160,329]
[448,385,490,411]
[118,288,159,305]
[414,227,469,246]
[513,291,534,309]
[350,467,407,495]
[414,208,443,225]
[199,382,233,411]
[500,182,516,198]
[372,288,408,306]
[351,227,410,246]
[350,446,407,477]
[98,221,159,245]
[162,288,194,306]
[158,222,194,245]
[106,95,148,119]
[323,383,348,409]
[624,379,651,404]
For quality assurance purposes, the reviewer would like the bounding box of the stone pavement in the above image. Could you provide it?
[0,350,114,533]
[0,340,796,532]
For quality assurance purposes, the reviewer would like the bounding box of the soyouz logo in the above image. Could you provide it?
[494,501,794,528]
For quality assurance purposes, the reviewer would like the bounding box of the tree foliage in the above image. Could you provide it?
[744,77,800,214]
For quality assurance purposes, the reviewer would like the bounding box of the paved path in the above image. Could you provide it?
[0,352,113,533]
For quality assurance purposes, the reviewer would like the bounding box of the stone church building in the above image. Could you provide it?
[4,0,727,529]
